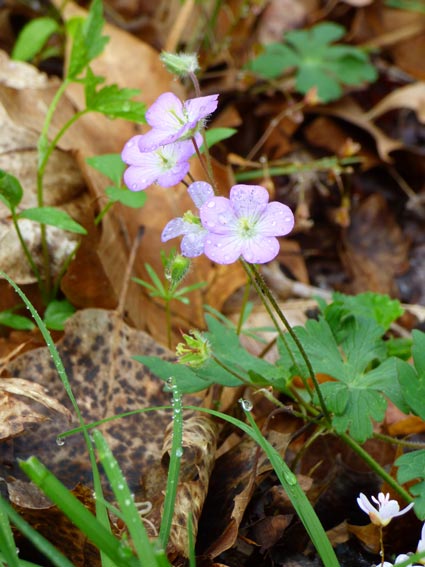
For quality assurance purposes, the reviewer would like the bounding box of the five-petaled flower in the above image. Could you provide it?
[137,92,219,152]
[161,181,214,257]
[357,492,414,527]
[121,134,201,191]
[200,184,294,264]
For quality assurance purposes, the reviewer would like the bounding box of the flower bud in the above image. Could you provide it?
[165,251,191,290]
[160,51,199,77]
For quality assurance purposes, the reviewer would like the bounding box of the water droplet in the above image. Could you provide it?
[117,483,124,490]
[206,239,212,244]
[285,471,297,486]
[239,398,253,412]
[127,140,134,147]
[207,201,215,208]
[124,498,132,506]
[271,221,276,226]
[175,447,183,457]
[56,436,65,446]
[285,216,292,222]
[131,184,138,190]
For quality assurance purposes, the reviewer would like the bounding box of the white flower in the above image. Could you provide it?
[357,492,414,527]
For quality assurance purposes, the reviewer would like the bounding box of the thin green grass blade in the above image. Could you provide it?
[0,499,20,567]
[185,405,340,567]
[187,513,196,567]
[19,458,139,567]
[92,430,160,565]
[0,495,75,567]
[158,379,184,550]
[0,271,115,567]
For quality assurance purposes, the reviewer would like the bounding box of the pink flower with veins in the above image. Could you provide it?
[137,92,219,152]
[357,492,414,527]
[200,184,294,264]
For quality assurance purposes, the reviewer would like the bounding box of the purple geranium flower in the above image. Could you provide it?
[121,134,201,191]
[161,181,214,257]
[137,92,219,152]
[200,184,294,264]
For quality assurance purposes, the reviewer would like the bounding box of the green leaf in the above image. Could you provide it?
[105,186,147,208]
[0,310,35,331]
[135,356,237,392]
[86,153,125,186]
[397,331,425,418]
[396,450,425,519]
[0,170,23,209]
[247,43,299,79]
[324,291,403,335]
[17,207,87,234]
[67,0,109,79]
[247,22,377,102]
[84,68,146,122]
[43,300,75,331]
[202,127,237,149]
[11,17,61,62]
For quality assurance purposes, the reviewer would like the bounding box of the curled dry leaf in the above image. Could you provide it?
[365,82,425,124]
[313,97,403,162]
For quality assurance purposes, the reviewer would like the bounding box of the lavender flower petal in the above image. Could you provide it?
[188,182,214,208]
[200,197,236,234]
[241,236,280,264]
[257,202,295,236]
[204,233,242,264]
[229,185,269,217]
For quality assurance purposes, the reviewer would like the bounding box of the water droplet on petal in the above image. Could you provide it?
[131,184,138,190]
[239,398,253,412]
[285,216,292,222]
[207,201,215,208]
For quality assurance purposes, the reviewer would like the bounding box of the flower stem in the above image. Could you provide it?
[236,279,251,335]
[243,260,331,423]
[339,432,413,504]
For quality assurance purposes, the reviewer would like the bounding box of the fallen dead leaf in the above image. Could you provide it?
[341,193,410,295]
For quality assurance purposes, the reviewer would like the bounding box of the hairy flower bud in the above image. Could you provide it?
[160,51,199,77]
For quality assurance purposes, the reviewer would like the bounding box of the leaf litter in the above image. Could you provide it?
[1,0,425,565]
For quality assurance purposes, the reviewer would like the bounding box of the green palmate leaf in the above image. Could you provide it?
[278,311,403,442]
[247,21,377,102]
[397,330,425,418]
[43,299,76,331]
[11,17,61,62]
[396,450,425,519]
[247,43,299,79]
[0,170,23,209]
[67,0,109,79]
[17,207,87,234]
[324,291,404,333]
[137,355,242,392]
[86,153,125,186]
[84,68,146,122]
[105,186,147,208]
[204,315,288,389]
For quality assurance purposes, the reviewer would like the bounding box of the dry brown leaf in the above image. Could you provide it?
[312,98,404,162]
[0,377,72,439]
[9,481,101,567]
[0,308,200,527]
[341,193,410,295]
[365,82,425,123]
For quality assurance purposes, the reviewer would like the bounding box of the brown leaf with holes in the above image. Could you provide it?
[341,193,410,295]
[0,378,72,440]
[0,309,200,526]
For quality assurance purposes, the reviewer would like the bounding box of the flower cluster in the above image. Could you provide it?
[161,181,295,265]
[121,90,295,265]
[121,92,218,191]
